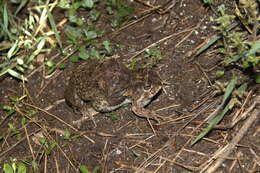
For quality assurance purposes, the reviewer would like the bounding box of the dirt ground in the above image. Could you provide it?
[0,0,259,172]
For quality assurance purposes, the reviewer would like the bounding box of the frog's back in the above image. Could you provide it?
[66,58,132,105]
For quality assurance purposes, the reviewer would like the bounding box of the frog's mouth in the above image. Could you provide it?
[136,85,162,108]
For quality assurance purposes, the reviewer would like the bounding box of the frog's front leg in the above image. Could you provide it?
[91,96,131,112]
[72,105,99,128]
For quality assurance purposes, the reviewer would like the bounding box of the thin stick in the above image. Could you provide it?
[23,102,95,143]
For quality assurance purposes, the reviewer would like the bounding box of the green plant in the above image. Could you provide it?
[144,48,163,60]
[63,130,80,140]
[106,0,135,27]
[108,113,119,120]
[3,161,27,173]
[212,4,259,71]
[192,1,259,144]
[192,78,248,145]
[202,0,214,4]
[79,165,100,173]
[38,137,57,155]
[1,95,37,141]
[0,1,57,80]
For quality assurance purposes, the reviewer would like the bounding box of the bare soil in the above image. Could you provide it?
[0,0,259,173]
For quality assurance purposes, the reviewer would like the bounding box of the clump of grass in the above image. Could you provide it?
[213,4,260,73]
[192,1,259,145]
[0,0,135,79]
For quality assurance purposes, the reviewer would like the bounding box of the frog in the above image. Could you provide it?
[64,58,163,127]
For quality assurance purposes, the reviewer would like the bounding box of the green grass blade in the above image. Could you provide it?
[224,55,241,65]
[14,0,29,15]
[46,7,62,48]
[194,22,238,56]
[192,78,237,145]
[246,41,260,57]
[2,2,13,40]
[7,69,28,81]
[221,78,237,107]
[3,163,14,173]
[0,67,9,76]
[194,34,221,56]
[17,162,26,173]
[79,165,90,173]
[237,83,248,91]
[191,104,230,145]
[3,3,8,29]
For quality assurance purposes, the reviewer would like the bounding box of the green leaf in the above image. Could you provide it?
[46,7,62,48]
[215,71,224,78]
[58,0,70,8]
[191,78,237,145]
[79,165,89,173]
[195,35,220,56]
[203,0,213,4]
[78,47,90,60]
[21,117,27,126]
[63,130,71,140]
[89,48,100,58]
[14,0,29,15]
[103,40,111,53]
[3,3,9,31]
[84,30,98,40]
[68,14,83,26]
[237,83,248,91]
[7,69,28,81]
[7,40,19,59]
[31,160,38,171]
[246,41,260,57]
[191,104,230,145]
[58,63,65,70]
[1,3,13,40]
[45,61,56,67]
[89,9,100,21]
[82,0,94,8]
[92,166,100,173]
[69,55,79,63]
[3,163,14,173]
[17,162,27,173]
[220,78,237,108]
[11,163,16,172]
[224,55,241,65]
[47,66,56,75]
[64,26,82,43]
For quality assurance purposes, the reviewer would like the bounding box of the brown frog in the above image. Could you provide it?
[65,58,163,127]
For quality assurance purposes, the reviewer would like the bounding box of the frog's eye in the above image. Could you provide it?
[144,84,151,90]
